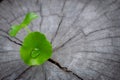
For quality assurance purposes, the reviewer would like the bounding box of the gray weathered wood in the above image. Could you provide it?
[0,0,120,80]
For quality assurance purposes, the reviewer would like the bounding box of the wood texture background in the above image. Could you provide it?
[0,0,120,80]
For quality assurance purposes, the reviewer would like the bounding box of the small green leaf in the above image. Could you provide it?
[9,12,38,37]
[9,25,21,37]
[21,12,39,26]
[20,32,52,66]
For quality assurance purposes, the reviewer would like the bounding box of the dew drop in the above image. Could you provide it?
[30,48,41,58]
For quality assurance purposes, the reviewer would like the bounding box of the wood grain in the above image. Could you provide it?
[0,0,120,80]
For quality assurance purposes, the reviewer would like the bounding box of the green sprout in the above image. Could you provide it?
[9,12,52,66]
[9,12,38,36]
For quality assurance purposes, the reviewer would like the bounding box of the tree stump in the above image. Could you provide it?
[0,0,120,80]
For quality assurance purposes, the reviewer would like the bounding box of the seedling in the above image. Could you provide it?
[9,12,52,66]
[8,12,83,80]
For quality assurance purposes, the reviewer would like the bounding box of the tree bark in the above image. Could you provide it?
[0,0,120,80]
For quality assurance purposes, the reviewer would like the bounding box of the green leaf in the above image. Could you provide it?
[20,32,52,66]
[9,25,21,37]
[21,12,39,26]
[9,12,38,37]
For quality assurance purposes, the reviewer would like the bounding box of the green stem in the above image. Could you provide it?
[25,27,31,33]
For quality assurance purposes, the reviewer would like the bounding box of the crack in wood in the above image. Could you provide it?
[14,37,22,43]
[69,0,93,27]
[1,61,24,80]
[87,36,120,42]
[51,15,64,44]
[53,31,81,52]
[39,0,43,31]
[42,65,47,80]
[81,8,111,30]
[14,66,33,80]
[50,0,67,44]
[48,58,83,80]
[51,0,93,46]
[61,0,67,13]
[85,26,120,37]
[1,35,22,46]
[0,29,22,43]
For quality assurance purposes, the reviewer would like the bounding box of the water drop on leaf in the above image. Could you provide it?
[30,48,41,58]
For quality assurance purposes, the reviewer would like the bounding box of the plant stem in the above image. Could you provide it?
[25,27,31,33]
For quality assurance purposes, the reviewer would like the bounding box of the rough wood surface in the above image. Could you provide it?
[0,0,120,80]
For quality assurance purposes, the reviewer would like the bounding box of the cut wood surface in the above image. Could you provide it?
[0,0,120,80]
